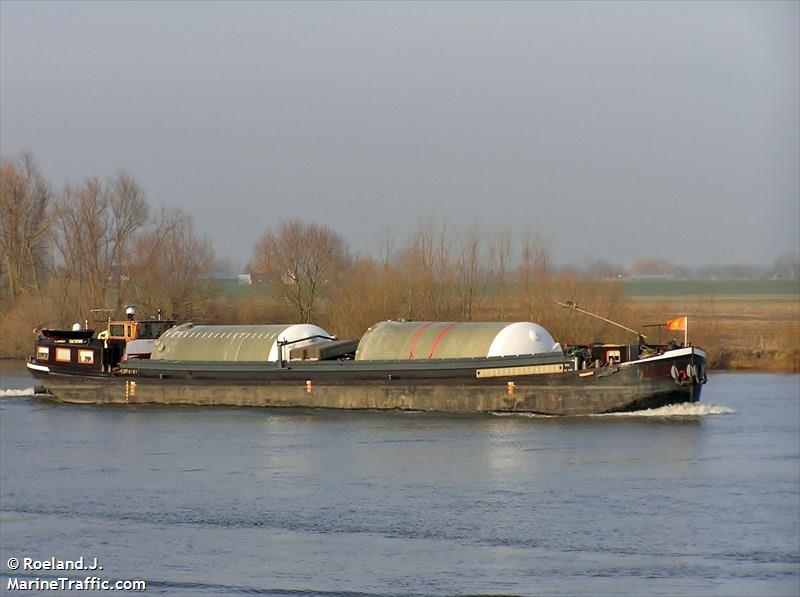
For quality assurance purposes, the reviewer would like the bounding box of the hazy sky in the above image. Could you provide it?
[2,1,798,268]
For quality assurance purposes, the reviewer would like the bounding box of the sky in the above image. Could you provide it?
[1,1,798,269]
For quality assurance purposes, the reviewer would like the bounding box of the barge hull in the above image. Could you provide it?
[31,350,704,415]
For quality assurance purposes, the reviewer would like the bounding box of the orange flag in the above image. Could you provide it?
[666,316,687,331]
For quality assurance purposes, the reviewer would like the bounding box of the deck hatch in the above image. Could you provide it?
[476,363,565,378]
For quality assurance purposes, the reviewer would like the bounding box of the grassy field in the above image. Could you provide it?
[619,280,799,371]
[624,279,800,298]
[221,278,800,300]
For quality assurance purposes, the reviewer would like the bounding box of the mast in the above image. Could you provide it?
[554,300,646,341]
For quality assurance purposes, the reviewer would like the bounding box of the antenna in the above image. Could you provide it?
[554,300,646,340]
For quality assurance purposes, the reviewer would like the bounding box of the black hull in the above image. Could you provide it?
[28,348,706,416]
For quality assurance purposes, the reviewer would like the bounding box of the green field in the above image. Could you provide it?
[217,278,800,300]
[624,279,800,298]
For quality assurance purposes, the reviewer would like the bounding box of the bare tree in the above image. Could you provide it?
[130,208,214,319]
[378,225,396,315]
[519,229,550,322]
[52,177,109,315]
[252,220,350,323]
[325,256,404,338]
[52,173,149,318]
[399,220,433,318]
[458,225,482,321]
[519,229,534,321]
[488,227,511,319]
[108,174,148,312]
[0,153,52,301]
[396,218,461,320]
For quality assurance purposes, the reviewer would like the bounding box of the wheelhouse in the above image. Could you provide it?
[30,310,176,375]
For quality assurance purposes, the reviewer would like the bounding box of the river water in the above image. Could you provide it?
[1,361,798,596]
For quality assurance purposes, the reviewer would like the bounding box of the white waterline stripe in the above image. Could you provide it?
[25,362,50,372]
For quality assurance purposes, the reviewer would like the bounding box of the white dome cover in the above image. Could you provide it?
[266,324,332,362]
[487,322,561,357]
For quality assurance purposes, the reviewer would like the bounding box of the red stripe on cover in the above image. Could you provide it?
[407,322,432,360]
[427,322,459,359]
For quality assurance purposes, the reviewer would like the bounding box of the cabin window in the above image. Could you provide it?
[109,324,125,337]
[78,350,94,365]
[126,325,132,337]
[36,346,49,360]
[55,347,72,362]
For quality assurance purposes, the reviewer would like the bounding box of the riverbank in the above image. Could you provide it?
[628,295,799,372]
[1,289,797,372]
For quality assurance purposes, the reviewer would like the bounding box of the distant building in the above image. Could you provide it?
[237,274,252,285]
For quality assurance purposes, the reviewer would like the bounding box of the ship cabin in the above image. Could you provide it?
[30,309,175,375]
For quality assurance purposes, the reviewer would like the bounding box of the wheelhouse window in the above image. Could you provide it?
[55,347,72,362]
[137,321,173,339]
[36,346,49,360]
[109,324,125,337]
[78,350,94,365]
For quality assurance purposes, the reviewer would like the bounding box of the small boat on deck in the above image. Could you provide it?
[26,303,707,416]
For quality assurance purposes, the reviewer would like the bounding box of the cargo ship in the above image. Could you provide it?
[26,305,707,415]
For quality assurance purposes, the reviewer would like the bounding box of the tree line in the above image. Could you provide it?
[250,219,627,344]
[1,151,635,356]
[0,153,214,355]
